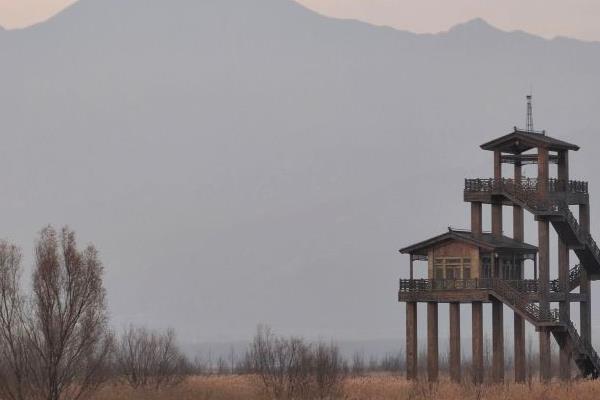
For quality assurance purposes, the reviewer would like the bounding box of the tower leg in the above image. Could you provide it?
[449,303,461,383]
[406,302,418,380]
[514,313,526,382]
[427,302,438,382]
[472,302,484,384]
[492,300,504,383]
[539,328,552,382]
[580,204,592,344]
[558,238,571,380]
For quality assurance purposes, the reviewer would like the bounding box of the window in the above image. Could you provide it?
[433,257,472,279]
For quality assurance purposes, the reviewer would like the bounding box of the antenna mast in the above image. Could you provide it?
[526,94,534,132]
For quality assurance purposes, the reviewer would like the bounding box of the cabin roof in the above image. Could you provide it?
[399,228,538,256]
[480,128,579,154]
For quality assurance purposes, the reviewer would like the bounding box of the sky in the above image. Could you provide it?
[1,0,600,42]
[2,0,600,354]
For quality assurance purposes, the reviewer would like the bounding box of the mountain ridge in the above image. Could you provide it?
[1,0,600,341]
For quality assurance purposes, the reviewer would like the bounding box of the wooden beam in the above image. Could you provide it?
[427,302,439,382]
[472,302,484,384]
[406,302,418,380]
[449,303,461,383]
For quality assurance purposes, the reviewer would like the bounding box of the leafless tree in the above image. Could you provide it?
[0,242,31,400]
[26,226,113,400]
[115,326,189,389]
[249,325,347,400]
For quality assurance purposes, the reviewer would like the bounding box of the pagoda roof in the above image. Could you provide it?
[399,228,538,256]
[480,128,579,154]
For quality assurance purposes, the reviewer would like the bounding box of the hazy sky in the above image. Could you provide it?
[1,0,600,42]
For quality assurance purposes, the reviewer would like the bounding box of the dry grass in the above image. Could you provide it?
[90,374,600,400]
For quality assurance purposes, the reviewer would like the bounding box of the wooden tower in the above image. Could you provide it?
[399,125,599,383]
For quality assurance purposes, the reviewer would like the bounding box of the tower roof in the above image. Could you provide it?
[399,228,538,256]
[480,128,579,154]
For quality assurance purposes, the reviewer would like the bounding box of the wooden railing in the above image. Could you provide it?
[464,178,588,195]
[398,278,559,322]
[566,320,600,376]
[466,178,600,270]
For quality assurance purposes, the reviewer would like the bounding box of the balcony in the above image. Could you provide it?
[464,178,588,195]
[398,278,561,323]
[464,177,589,208]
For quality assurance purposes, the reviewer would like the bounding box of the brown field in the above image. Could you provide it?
[91,375,600,400]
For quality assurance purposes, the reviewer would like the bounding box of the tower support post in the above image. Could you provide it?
[449,303,461,383]
[472,302,484,384]
[492,300,504,383]
[406,302,418,380]
[427,302,439,382]
[580,204,592,343]
[539,328,552,382]
[514,313,526,382]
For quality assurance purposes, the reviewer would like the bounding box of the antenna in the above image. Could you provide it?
[526,93,534,133]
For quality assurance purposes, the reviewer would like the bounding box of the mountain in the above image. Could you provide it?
[1,0,600,342]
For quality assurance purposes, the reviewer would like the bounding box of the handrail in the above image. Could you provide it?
[566,320,600,374]
[398,278,559,322]
[465,178,600,270]
[464,177,588,195]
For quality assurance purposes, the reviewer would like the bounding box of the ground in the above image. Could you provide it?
[91,375,600,400]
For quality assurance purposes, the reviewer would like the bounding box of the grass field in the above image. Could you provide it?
[90,375,600,400]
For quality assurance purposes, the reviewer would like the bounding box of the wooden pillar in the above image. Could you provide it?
[494,150,502,179]
[538,215,551,382]
[492,150,503,239]
[513,159,526,383]
[492,201,503,239]
[472,302,484,384]
[410,256,414,280]
[558,238,571,380]
[449,303,461,383]
[538,220,550,316]
[539,328,552,382]
[406,302,418,380]
[471,202,482,238]
[427,303,439,382]
[514,313,526,382]
[580,204,592,343]
[513,159,524,242]
[538,147,549,194]
[492,300,504,383]
[557,150,571,381]
[557,150,569,184]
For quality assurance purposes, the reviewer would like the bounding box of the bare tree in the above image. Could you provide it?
[249,325,347,400]
[115,326,189,389]
[0,242,31,400]
[26,226,113,400]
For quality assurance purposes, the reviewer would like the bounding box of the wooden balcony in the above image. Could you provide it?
[464,177,589,206]
[398,278,562,324]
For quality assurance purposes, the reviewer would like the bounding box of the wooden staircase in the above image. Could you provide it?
[488,278,600,378]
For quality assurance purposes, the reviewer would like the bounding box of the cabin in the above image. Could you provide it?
[400,228,538,281]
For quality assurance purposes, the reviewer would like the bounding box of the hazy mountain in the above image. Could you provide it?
[1,0,600,344]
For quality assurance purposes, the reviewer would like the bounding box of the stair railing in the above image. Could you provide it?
[566,320,600,372]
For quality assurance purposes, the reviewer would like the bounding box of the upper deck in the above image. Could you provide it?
[464,177,589,206]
